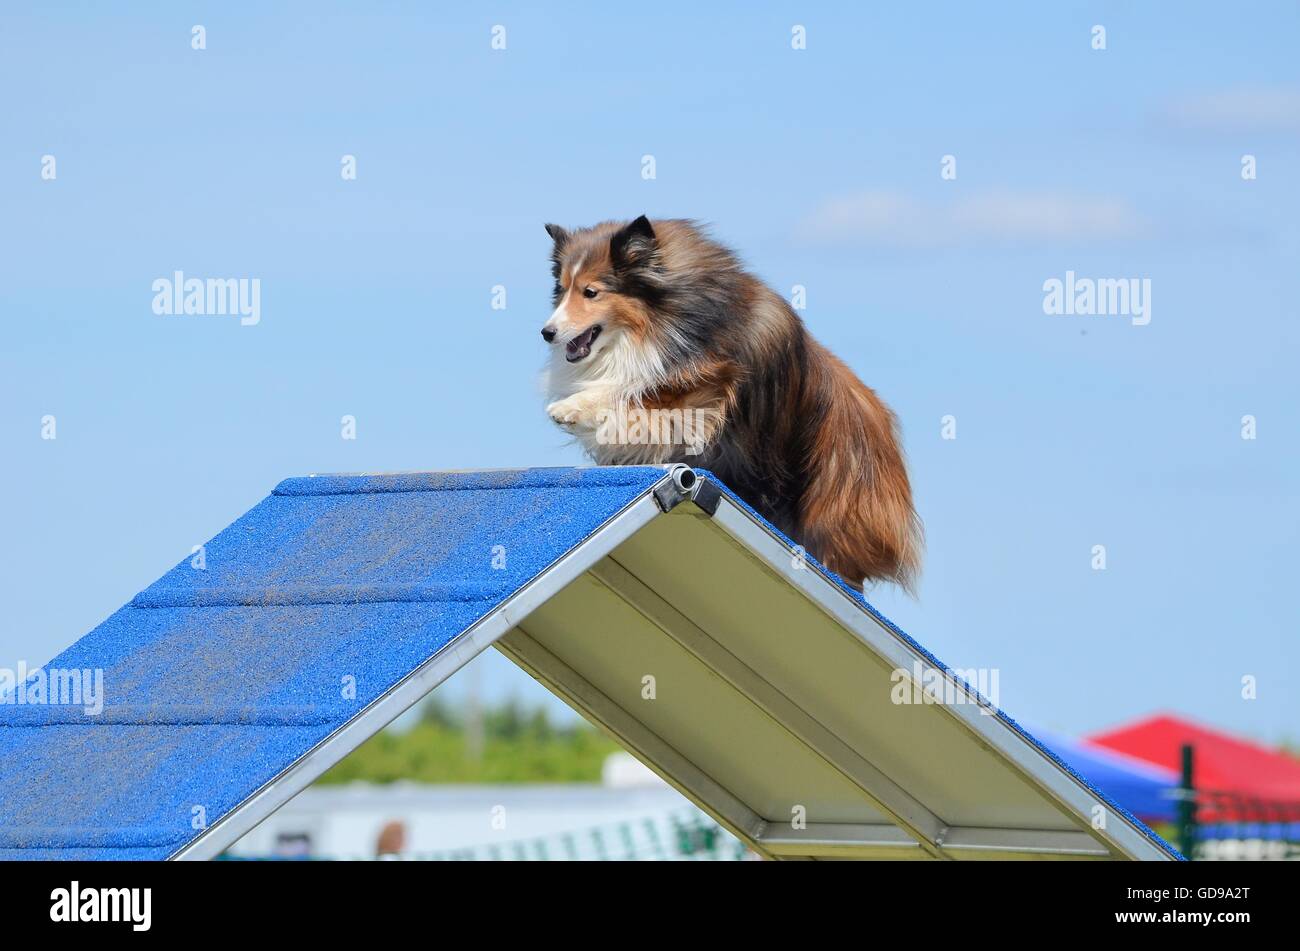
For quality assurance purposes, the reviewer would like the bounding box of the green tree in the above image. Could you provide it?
[316,697,621,785]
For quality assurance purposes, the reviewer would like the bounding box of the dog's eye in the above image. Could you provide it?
[583,286,599,299]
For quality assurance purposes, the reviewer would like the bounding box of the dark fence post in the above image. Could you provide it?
[1177,743,1198,859]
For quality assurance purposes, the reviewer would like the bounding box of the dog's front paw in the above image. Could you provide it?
[547,397,588,431]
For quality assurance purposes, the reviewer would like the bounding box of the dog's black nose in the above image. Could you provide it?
[541,327,556,343]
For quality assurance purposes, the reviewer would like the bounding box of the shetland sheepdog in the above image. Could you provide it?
[540,216,921,592]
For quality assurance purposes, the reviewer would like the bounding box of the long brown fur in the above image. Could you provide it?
[541,216,922,592]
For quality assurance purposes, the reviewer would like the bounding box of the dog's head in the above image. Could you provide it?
[540,215,663,367]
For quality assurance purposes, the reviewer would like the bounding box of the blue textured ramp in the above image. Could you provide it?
[0,467,667,860]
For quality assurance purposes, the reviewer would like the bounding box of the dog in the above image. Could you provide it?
[540,215,921,592]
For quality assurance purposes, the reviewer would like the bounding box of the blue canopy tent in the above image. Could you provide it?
[0,466,1180,860]
[1028,726,1178,824]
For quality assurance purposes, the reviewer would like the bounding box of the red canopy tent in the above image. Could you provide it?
[1088,713,1300,822]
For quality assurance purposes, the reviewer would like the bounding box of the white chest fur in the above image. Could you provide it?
[543,332,681,465]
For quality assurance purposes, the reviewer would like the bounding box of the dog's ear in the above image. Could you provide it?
[544,223,569,249]
[610,215,656,269]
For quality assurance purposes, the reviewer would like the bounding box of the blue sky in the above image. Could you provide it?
[2,2,1297,743]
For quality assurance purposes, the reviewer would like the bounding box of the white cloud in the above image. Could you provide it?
[797,189,1150,248]
[1161,86,1300,134]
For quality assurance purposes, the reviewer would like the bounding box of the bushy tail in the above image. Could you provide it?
[797,345,922,593]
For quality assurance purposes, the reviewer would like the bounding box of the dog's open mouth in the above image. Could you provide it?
[565,324,602,363]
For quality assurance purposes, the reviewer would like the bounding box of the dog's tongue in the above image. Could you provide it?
[565,325,601,362]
